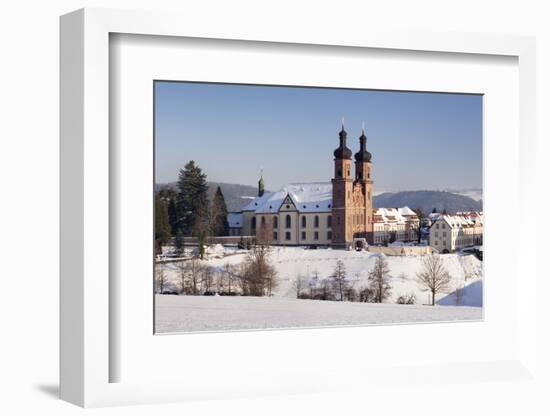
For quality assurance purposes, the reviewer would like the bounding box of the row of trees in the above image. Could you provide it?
[291,254,453,306]
[155,234,279,297]
[155,161,229,256]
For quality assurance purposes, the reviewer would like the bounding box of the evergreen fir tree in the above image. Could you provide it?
[167,198,178,236]
[155,193,171,247]
[211,186,229,236]
[176,160,209,236]
[174,229,185,255]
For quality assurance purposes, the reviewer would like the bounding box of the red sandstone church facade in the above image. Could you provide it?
[331,125,374,248]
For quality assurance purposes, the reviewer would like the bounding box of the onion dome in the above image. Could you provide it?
[333,124,352,159]
[354,127,372,162]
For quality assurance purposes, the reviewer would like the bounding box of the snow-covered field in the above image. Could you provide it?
[155,295,482,333]
[156,246,483,333]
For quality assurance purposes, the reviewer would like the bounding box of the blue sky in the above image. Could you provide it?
[155,81,482,192]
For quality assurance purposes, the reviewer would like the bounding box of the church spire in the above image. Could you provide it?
[258,169,265,197]
[354,122,372,162]
[334,119,352,160]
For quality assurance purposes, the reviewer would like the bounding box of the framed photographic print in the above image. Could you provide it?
[60,8,537,408]
[152,81,484,334]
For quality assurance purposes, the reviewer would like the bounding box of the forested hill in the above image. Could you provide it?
[373,191,482,214]
[156,183,482,215]
[155,182,261,212]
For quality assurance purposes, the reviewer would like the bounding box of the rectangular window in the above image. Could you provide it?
[314,231,319,240]
[314,216,319,228]
[327,231,332,240]
[286,232,291,241]
[273,231,278,240]
[301,231,306,240]
[327,216,332,227]
[443,232,447,237]
[435,232,438,237]
[436,224,439,229]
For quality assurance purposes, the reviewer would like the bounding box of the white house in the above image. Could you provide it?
[429,213,483,252]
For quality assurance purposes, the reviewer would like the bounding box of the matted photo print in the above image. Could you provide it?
[153,81,483,334]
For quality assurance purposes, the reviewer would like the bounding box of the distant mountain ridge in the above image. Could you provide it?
[373,190,482,214]
[156,182,482,215]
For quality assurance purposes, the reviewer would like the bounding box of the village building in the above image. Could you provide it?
[372,207,420,245]
[429,213,483,253]
[227,125,419,249]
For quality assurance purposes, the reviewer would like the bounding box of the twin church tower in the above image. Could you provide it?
[245,122,374,249]
[331,123,374,248]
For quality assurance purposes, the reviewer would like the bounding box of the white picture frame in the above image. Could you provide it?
[60,8,537,408]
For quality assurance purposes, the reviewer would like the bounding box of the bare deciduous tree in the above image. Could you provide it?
[416,254,452,305]
[201,266,215,294]
[292,273,305,298]
[222,263,237,295]
[176,260,187,294]
[188,258,203,295]
[155,263,166,294]
[309,270,320,299]
[238,232,278,296]
[331,260,348,301]
[368,255,392,303]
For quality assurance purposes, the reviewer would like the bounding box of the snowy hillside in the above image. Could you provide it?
[157,247,483,333]
[161,247,483,305]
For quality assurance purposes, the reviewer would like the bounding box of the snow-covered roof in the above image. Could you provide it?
[373,207,419,224]
[240,183,420,220]
[398,206,416,216]
[438,215,475,229]
[428,212,442,221]
[227,212,243,228]
[242,182,333,214]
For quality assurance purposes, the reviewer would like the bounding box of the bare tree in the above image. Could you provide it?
[331,260,348,301]
[155,263,166,294]
[222,263,237,295]
[320,277,333,300]
[416,254,452,305]
[239,233,278,296]
[201,266,215,294]
[292,273,305,298]
[193,214,211,260]
[309,270,320,299]
[188,258,203,295]
[176,260,187,294]
[368,255,392,303]
[359,286,375,303]
[256,219,274,247]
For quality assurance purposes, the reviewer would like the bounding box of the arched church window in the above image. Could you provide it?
[273,216,278,228]
[261,216,266,225]
[251,217,256,230]
[301,216,306,228]
[286,215,291,229]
